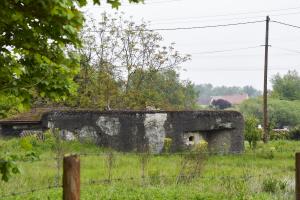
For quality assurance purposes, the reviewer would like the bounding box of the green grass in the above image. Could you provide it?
[0,137,299,200]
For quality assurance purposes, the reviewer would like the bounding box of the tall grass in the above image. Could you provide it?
[0,137,299,200]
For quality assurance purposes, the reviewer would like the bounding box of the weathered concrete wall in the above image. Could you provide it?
[41,110,244,153]
[0,123,43,137]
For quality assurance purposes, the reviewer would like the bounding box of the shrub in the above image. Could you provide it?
[239,98,300,128]
[244,116,262,149]
[289,125,300,140]
[193,140,208,153]
[163,138,172,153]
[258,147,276,159]
[270,130,289,140]
[221,176,249,199]
[262,177,277,193]
[262,177,287,193]
[0,154,20,182]
[22,151,40,162]
[19,137,33,151]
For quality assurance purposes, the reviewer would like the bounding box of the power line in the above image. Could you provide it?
[151,11,300,26]
[149,20,265,31]
[88,20,265,32]
[184,67,300,72]
[191,53,299,58]
[149,6,300,22]
[272,46,300,54]
[189,46,262,55]
[271,20,300,29]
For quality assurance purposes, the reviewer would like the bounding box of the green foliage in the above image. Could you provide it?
[262,177,287,193]
[0,0,83,107]
[239,97,300,128]
[0,95,26,118]
[19,137,33,151]
[22,151,40,162]
[0,0,143,115]
[193,140,208,153]
[270,130,289,140]
[124,69,199,110]
[148,169,161,185]
[257,147,275,159]
[244,116,262,149]
[0,155,20,182]
[262,177,277,193]
[0,139,298,199]
[220,175,249,199]
[271,70,300,101]
[66,13,197,110]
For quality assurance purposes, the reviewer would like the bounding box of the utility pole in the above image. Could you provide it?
[263,16,270,143]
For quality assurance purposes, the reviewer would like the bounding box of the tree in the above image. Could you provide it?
[244,116,262,149]
[0,0,143,116]
[242,85,261,97]
[0,0,144,181]
[67,13,194,110]
[271,70,300,101]
[239,97,300,128]
[128,69,199,110]
[195,84,261,105]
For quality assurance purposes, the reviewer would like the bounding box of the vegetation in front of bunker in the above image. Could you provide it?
[1,133,298,199]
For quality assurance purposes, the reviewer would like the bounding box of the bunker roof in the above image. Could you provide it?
[0,107,242,125]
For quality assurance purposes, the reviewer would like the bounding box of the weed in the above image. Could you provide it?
[148,169,161,185]
[220,175,249,199]
[106,151,115,182]
[163,138,172,153]
[176,150,206,184]
[257,147,275,159]
[139,151,151,185]
[262,177,279,193]
[19,137,33,151]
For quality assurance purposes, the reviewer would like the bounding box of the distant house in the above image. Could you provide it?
[210,94,249,105]
[197,97,212,105]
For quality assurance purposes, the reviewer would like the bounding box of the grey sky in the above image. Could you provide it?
[84,0,300,90]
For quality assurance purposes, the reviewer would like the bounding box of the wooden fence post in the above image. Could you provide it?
[63,154,80,200]
[296,153,300,200]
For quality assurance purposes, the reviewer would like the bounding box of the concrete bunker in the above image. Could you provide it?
[0,110,244,154]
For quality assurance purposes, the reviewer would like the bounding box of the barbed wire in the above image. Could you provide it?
[0,157,56,164]
[0,174,256,198]
[80,173,257,187]
[77,150,297,157]
[0,184,61,199]
[78,150,244,156]
[0,151,295,199]
[1,169,292,198]
[2,149,296,165]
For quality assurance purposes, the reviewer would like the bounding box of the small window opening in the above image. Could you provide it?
[189,136,194,142]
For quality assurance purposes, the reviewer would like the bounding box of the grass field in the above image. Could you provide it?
[0,136,299,200]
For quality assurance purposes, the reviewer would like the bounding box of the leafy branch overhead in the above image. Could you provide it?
[0,0,143,109]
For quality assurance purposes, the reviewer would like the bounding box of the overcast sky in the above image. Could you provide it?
[83,0,300,90]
